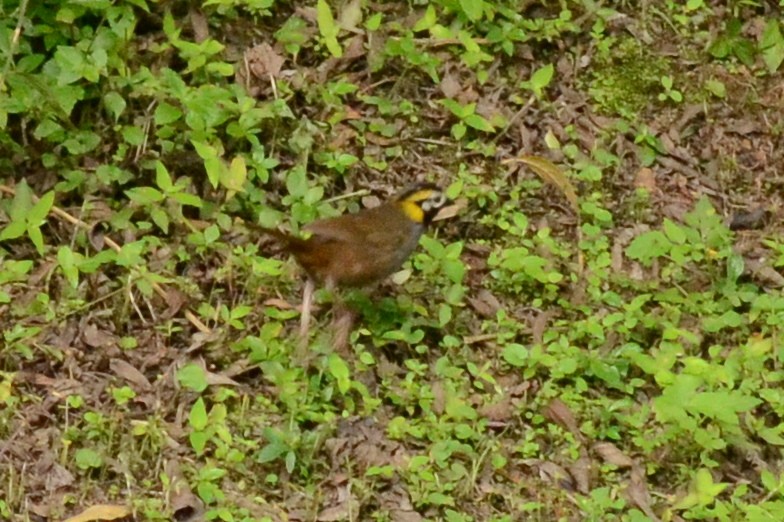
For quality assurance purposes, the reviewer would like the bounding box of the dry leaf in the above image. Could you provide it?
[433,198,466,221]
[746,258,784,287]
[466,288,502,318]
[390,510,425,522]
[361,194,382,209]
[593,442,634,468]
[205,369,241,387]
[531,310,553,344]
[263,298,294,309]
[568,452,592,494]
[189,8,209,43]
[440,71,462,98]
[88,222,106,251]
[109,359,151,391]
[338,0,363,31]
[82,324,116,348]
[530,459,575,491]
[544,398,583,441]
[166,459,204,521]
[634,167,657,191]
[478,397,514,422]
[342,33,366,60]
[728,207,768,231]
[318,500,359,521]
[502,155,578,212]
[431,381,446,415]
[246,43,285,79]
[161,287,188,318]
[62,504,130,522]
[625,464,661,522]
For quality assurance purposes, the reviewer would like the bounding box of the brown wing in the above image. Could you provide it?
[296,205,422,287]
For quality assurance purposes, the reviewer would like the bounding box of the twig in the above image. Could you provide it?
[0,0,29,87]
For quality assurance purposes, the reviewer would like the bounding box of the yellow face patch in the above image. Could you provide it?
[399,199,425,223]
[398,189,438,223]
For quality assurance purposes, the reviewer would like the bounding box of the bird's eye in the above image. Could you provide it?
[421,192,446,211]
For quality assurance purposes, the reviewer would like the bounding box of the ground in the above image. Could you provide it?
[1,1,784,521]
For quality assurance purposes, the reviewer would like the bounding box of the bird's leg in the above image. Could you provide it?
[331,286,357,354]
[299,278,315,344]
[332,304,355,353]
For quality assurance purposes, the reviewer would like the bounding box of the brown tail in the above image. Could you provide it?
[251,224,308,251]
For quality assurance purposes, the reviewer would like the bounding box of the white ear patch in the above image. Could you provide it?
[422,192,446,211]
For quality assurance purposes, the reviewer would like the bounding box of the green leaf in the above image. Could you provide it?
[761,19,784,73]
[154,102,183,126]
[760,470,782,492]
[221,156,247,196]
[121,125,145,146]
[27,225,45,255]
[0,220,27,241]
[464,113,495,132]
[442,258,465,284]
[285,451,296,474]
[58,246,80,288]
[705,79,726,98]
[663,219,686,244]
[258,441,288,463]
[103,91,126,122]
[438,303,452,326]
[703,310,743,333]
[286,165,309,198]
[451,122,467,140]
[502,343,528,367]
[162,10,179,40]
[365,12,382,31]
[688,389,760,425]
[414,5,437,32]
[155,162,174,192]
[317,0,343,58]
[626,230,672,265]
[191,139,218,161]
[189,431,208,455]
[726,252,745,282]
[189,397,208,430]
[27,190,54,226]
[150,207,170,234]
[54,46,86,84]
[33,119,64,140]
[275,16,311,54]
[672,468,729,510]
[734,39,756,66]
[459,0,484,21]
[9,180,33,221]
[171,192,204,208]
[530,63,554,92]
[328,353,351,394]
[440,98,472,119]
[177,363,209,392]
[192,140,224,189]
[75,448,103,470]
[126,186,165,205]
[709,38,731,59]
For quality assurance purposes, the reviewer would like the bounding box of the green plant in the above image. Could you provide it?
[0,182,54,255]
[439,99,496,141]
[658,75,683,103]
[709,19,756,66]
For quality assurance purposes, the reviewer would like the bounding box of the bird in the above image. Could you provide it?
[261,182,452,346]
